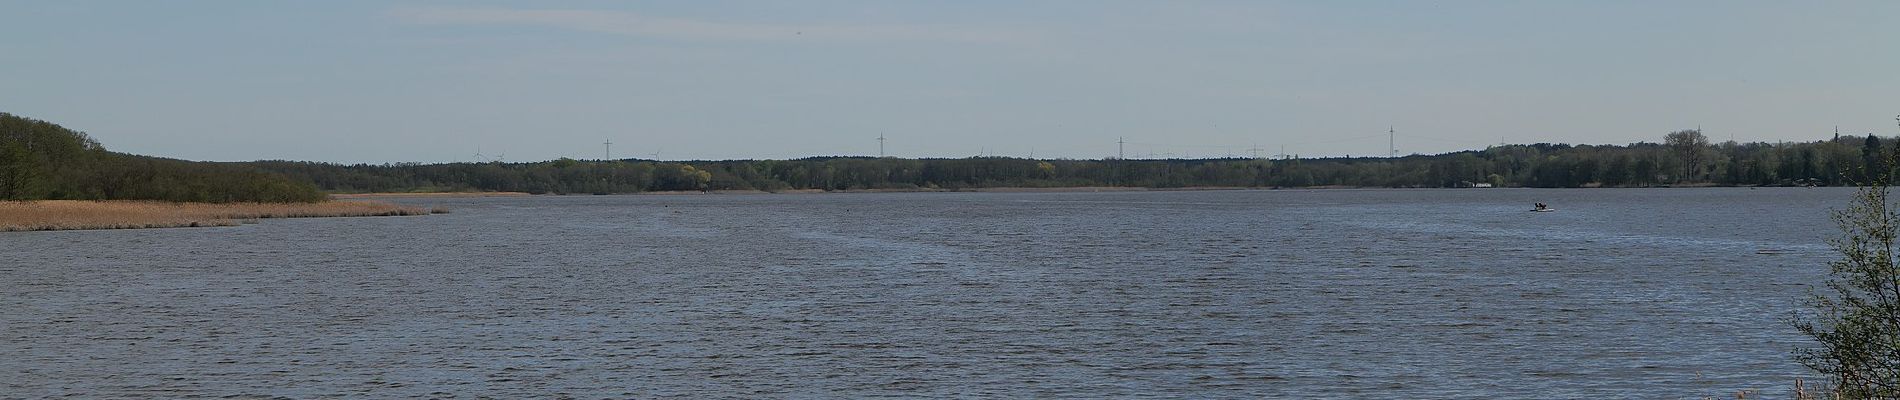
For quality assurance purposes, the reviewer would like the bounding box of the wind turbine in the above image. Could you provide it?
[473,147,504,163]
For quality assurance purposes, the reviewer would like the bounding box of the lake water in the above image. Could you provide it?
[1,188,1847,398]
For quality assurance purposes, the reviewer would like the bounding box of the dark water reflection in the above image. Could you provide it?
[1,188,1844,398]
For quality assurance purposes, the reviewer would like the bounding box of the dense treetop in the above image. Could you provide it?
[0,113,325,202]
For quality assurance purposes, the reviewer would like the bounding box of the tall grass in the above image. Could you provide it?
[0,200,431,231]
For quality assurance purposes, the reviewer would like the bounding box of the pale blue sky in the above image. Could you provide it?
[2,1,1895,163]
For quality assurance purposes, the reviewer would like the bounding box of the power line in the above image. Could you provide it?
[1122,141,1239,148]
[1286,133,1387,146]
[1103,130,1501,160]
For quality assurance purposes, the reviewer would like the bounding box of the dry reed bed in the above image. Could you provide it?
[0,200,432,232]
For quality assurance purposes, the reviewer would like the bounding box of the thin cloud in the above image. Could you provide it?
[391,6,1024,43]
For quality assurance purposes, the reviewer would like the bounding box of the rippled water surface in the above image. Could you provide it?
[1,188,1848,398]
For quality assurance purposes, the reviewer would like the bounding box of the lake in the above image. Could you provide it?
[0,188,1844,398]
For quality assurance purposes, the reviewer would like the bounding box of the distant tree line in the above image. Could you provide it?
[246,128,1899,195]
[0,113,325,202]
[7,111,1899,200]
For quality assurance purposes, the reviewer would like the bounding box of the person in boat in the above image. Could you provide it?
[1533,202,1547,211]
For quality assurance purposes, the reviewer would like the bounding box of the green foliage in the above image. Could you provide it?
[0,113,325,202]
[0,138,46,199]
[1796,165,1900,397]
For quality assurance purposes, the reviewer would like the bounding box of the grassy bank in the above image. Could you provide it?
[0,200,433,232]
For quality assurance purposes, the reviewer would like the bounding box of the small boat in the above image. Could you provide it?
[1530,208,1556,212]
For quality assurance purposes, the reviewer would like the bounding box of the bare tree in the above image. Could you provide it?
[1664,129,1710,182]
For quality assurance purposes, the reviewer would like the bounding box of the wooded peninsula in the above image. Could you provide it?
[2,112,1895,202]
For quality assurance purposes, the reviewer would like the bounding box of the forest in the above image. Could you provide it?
[251,128,1896,195]
[0,113,325,202]
[4,111,1898,200]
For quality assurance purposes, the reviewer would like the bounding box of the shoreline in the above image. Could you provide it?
[0,200,434,232]
[325,183,1823,199]
[636,187,1176,195]
[338,184,1817,198]
[330,192,530,199]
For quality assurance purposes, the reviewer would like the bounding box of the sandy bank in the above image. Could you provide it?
[0,200,433,232]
